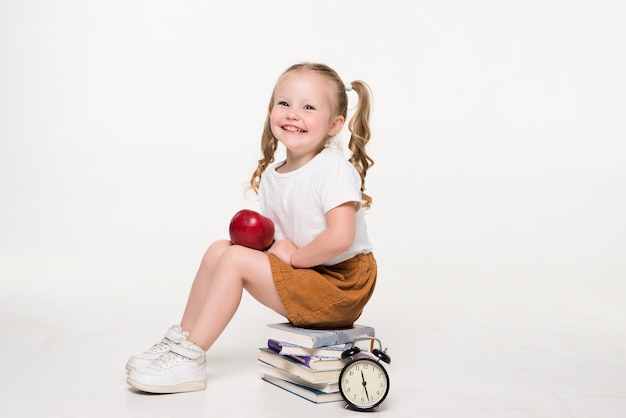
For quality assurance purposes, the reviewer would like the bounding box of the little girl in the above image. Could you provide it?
[126,62,377,394]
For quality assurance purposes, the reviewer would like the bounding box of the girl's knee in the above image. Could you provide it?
[208,239,232,251]
[202,240,232,263]
[219,244,250,263]
[219,245,266,274]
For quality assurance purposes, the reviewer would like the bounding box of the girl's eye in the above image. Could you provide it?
[304,105,315,110]
[277,101,289,107]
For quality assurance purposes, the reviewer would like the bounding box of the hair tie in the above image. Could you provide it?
[344,81,353,92]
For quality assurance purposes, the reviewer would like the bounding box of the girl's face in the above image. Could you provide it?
[270,70,344,168]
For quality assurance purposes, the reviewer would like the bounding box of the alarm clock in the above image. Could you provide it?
[339,336,391,411]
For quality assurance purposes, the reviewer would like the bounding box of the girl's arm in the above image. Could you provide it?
[288,201,357,268]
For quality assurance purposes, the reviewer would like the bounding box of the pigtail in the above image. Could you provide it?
[249,99,278,194]
[346,80,374,210]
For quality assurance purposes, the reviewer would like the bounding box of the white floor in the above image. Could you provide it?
[1,255,625,418]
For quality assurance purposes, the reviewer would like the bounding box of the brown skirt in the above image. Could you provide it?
[267,252,377,328]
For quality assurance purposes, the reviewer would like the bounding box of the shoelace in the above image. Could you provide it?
[152,351,184,368]
[148,339,171,353]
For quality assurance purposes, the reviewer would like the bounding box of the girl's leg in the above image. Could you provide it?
[127,241,288,393]
[180,240,232,330]
[125,242,233,373]
[181,242,288,350]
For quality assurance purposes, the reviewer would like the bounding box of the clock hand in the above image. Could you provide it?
[361,371,370,400]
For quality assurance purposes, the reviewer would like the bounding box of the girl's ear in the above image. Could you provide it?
[327,115,345,137]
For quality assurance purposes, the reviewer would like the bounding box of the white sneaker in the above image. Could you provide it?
[127,340,207,393]
[126,325,188,372]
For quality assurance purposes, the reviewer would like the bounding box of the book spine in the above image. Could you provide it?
[267,339,282,354]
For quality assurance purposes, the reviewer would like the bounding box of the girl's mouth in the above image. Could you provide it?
[282,125,305,133]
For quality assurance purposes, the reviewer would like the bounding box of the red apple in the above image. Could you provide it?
[229,209,275,250]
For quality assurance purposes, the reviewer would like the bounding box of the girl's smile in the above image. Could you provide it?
[281,124,306,133]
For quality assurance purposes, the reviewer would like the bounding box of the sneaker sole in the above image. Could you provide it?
[126,376,207,394]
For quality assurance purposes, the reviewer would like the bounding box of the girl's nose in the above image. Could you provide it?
[286,109,300,120]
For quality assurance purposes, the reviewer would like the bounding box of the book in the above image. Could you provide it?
[265,322,375,348]
[288,355,347,371]
[262,374,343,404]
[258,348,342,383]
[259,362,339,393]
[267,339,350,358]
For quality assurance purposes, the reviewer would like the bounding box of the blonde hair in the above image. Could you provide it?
[249,62,374,209]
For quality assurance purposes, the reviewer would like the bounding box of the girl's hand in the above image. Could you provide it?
[268,239,298,265]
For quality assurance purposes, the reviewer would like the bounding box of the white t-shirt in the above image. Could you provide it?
[259,147,373,266]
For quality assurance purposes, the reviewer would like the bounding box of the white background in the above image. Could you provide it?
[1,1,625,417]
[1,0,624,279]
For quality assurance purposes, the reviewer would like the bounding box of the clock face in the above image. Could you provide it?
[339,358,390,409]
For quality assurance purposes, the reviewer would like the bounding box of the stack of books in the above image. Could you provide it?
[259,322,375,404]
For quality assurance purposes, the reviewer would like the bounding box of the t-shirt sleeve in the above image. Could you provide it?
[317,156,363,214]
